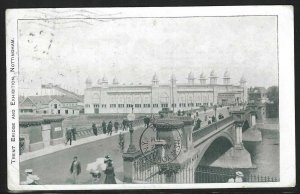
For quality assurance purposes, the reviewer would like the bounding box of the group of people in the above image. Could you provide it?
[70,155,117,184]
[207,115,217,125]
[227,171,244,183]
[190,110,227,128]
[91,118,135,137]
[92,120,123,136]
[193,118,202,131]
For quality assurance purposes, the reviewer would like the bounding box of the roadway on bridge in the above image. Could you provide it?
[20,125,147,184]
[20,106,230,184]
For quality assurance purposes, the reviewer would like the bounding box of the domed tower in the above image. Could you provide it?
[199,72,207,85]
[101,74,108,87]
[209,70,218,85]
[152,72,159,86]
[223,70,230,85]
[112,76,119,85]
[170,73,177,85]
[187,72,195,85]
[85,77,92,88]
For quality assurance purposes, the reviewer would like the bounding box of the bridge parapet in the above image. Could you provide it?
[192,116,234,144]
[168,116,194,152]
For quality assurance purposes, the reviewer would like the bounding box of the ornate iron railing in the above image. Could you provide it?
[195,166,279,183]
[133,150,162,183]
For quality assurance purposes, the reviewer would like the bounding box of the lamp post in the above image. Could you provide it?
[126,108,136,153]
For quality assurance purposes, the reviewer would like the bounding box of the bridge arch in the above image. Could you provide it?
[192,130,234,170]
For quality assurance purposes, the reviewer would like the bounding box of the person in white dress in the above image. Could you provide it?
[235,171,244,183]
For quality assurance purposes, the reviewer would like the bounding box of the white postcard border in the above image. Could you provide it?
[6,5,295,190]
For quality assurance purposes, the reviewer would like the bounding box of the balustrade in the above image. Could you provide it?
[192,116,234,142]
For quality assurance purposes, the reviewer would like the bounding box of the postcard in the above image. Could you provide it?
[6,6,295,190]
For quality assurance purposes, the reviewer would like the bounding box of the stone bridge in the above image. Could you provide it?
[123,105,262,183]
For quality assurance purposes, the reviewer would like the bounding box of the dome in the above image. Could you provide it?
[240,76,246,83]
[210,70,217,77]
[200,72,206,79]
[85,77,92,84]
[113,77,119,84]
[224,70,230,78]
[188,72,194,80]
[152,73,159,81]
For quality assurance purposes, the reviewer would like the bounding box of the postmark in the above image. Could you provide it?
[139,121,182,165]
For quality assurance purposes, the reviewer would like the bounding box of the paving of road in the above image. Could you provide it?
[20,126,147,184]
[20,107,230,184]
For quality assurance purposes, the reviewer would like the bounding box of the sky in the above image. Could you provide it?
[18,14,278,95]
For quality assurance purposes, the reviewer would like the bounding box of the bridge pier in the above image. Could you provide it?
[235,121,244,149]
[243,110,262,142]
[210,121,252,168]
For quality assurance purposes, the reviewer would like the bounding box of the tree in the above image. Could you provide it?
[266,86,279,104]
[266,86,279,118]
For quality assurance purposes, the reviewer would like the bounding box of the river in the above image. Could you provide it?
[244,128,280,179]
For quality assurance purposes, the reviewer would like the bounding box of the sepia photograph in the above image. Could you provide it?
[6,6,294,190]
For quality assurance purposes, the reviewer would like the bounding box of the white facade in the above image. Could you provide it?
[84,72,247,114]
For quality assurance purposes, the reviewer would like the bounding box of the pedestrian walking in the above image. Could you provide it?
[104,159,117,184]
[71,127,77,141]
[143,117,147,127]
[208,118,212,125]
[65,128,72,145]
[107,121,113,136]
[144,116,150,128]
[218,113,224,120]
[114,121,119,133]
[212,115,216,123]
[102,121,107,134]
[92,123,98,136]
[195,118,202,130]
[177,110,181,116]
[122,119,127,131]
[70,156,81,184]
